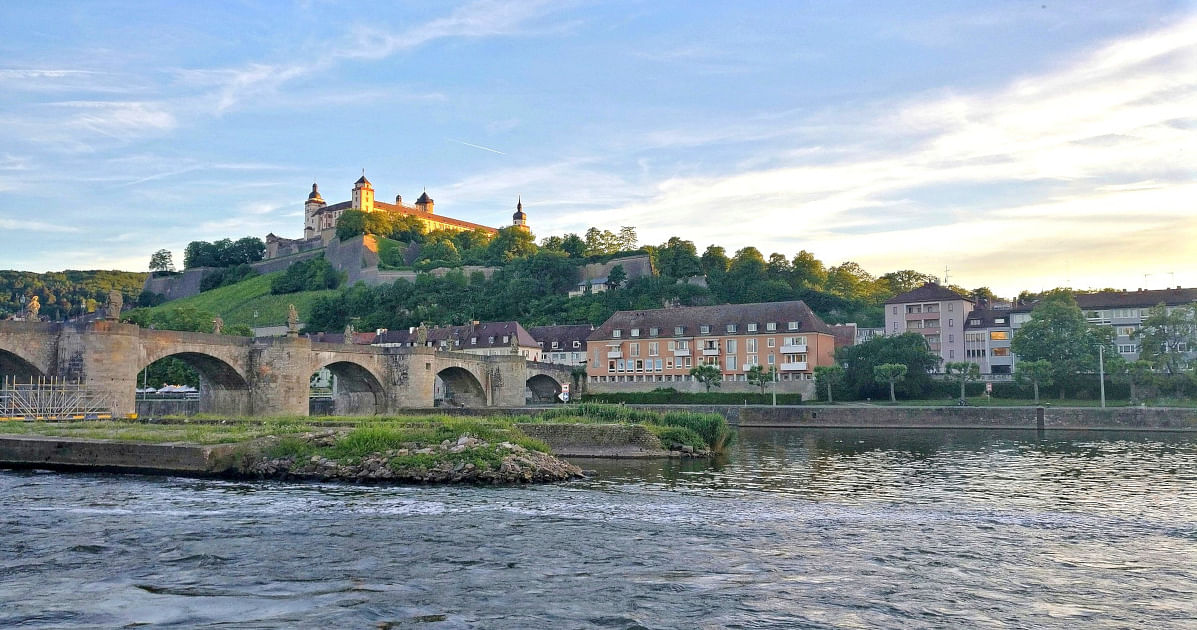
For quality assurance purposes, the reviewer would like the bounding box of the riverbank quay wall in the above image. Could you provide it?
[391,404,1197,431]
[0,321,571,417]
[0,435,241,476]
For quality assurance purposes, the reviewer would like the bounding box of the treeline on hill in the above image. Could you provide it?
[182,237,266,269]
[302,227,985,334]
[0,270,147,320]
[270,256,343,294]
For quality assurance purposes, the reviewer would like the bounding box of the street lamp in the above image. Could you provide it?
[1098,344,1106,408]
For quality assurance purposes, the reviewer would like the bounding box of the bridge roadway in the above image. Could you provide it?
[0,321,572,417]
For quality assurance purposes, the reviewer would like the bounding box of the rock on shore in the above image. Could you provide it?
[247,433,584,484]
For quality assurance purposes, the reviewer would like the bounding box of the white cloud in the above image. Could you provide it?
[0,217,81,233]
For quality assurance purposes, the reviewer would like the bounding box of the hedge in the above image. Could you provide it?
[580,391,803,405]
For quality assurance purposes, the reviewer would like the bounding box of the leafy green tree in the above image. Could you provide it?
[654,237,702,278]
[877,270,938,299]
[607,264,626,290]
[690,364,722,392]
[149,249,175,273]
[1011,292,1114,397]
[790,250,827,291]
[944,361,980,400]
[417,240,462,268]
[487,226,537,263]
[1015,359,1053,402]
[1122,359,1155,403]
[583,227,623,256]
[617,226,638,251]
[559,233,586,258]
[838,333,940,400]
[972,287,998,303]
[814,364,845,403]
[873,363,908,402]
[825,261,876,302]
[746,364,777,395]
[700,245,729,276]
[1135,303,1196,375]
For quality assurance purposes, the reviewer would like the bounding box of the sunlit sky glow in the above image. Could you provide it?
[1,1,1194,297]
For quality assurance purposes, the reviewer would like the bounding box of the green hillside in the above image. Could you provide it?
[145,272,339,328]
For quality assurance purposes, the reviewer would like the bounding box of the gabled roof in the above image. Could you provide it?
[963,308,1013,330]
[529,324,593,349]
[885,282,973,305]
[1011,287,1197,313]
[355,175,372,186]
[589,300,835,341]
[374,321,538,350]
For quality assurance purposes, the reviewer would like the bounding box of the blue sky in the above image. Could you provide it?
[1,0,1194,296]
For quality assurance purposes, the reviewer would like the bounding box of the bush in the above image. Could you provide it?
[657,411,734,451]
[200,263,258,292]
[649,425,706,451]
[270,256,342,294]
[539,404,733,452]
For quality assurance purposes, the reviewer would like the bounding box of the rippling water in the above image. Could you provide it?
[3,428,1196,628]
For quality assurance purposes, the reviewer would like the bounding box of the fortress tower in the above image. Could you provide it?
[351,175,375,213]
[512,197,529,231]
[303,182,326,239]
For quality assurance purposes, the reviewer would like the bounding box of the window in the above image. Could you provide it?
[649,327,659,336]
[666,359,674,369]
[674,326,684,336]
[677,340,689,350]
[948,334,954,343]
[649,342,659,356]
[503,335,510,344]
[629,343,640,357]
[631,328,640,337]
[907,305,922,314]
[746,354,757,366]
[613,329,622,338]
[684,357,692,368]
[993,317,1006,325]
[949,350,954,358]
[747,323,758,332]
[948,319,953,327]
[991,348,1010,357]
[1118,344,1138,353]
[573,340,581,348]
[488,336,495,343]
[990,331,1009,340]
[727,324,737,333]
[768,354,775,365]
[726,356,737,371]
[968,319,981,326]
[746,339,757,353]
[1117,326,1136,337]
[726,339,737,354]
[636,360,644,371]
[767,338,775,347]
[788,321,799,330]
[608,360,615,372]
[767,322,777,331]
[655,359,663,371]
[892,306,898,315]
[948,303,954,311]
[551,341,559,349]
[616,359,625,371]
[667,341,675,351]
[471,337,477,345]
[700,325,710,334]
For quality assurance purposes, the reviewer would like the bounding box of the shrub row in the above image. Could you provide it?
[581,391,803,405]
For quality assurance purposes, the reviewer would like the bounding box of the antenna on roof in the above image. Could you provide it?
[943,264,950,286]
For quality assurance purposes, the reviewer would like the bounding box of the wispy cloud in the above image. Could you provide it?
[0,217,81,233]
[449,139,507,155]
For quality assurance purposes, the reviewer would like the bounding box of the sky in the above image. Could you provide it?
[1,0,1194,297]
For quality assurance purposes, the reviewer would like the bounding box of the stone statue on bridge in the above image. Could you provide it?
[105,291,122,320]
[287,304,299,337]
[26,296,40,321]
[510,331,520,354]
[416,323,429,346]
[212,315,223,335]
[343,323,354,344]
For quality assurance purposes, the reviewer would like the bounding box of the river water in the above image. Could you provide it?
[2,428,1196,629]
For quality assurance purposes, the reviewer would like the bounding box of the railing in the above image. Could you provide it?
[702,348,720,356]
[780,361,808,371]
[606,351,622,359]
[1,376,114,421]
[672,349,690,357]
[780,344,807,354]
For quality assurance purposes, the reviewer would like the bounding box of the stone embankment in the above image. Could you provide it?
[249,431,583,484]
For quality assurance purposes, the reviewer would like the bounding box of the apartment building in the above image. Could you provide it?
[373,321,542,361]
[1010,287,1197,362]
[586,300,837,396]
[883,283,974,370]
[962,307,1014,376]
[528,325,592,366]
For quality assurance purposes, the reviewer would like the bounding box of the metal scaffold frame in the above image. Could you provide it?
[0,376,114,421]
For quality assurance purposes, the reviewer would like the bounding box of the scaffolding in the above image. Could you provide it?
[0,376,114,421]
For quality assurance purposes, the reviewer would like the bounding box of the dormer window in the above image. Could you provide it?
[766,322,777,331]
[747,323,757,332]
[613,329,622,338]
[726,324,737,333]
[631,328,640,337]
[488,336,495,343]
[787,321,799,330]
[994,318,1006,325]
[502,335,510,344]
[551,341,559,349]
[700,325,710,335]
[573,340,581,348]
[674,326,684,336]
[471,337,477,345]
[649,327,659,336]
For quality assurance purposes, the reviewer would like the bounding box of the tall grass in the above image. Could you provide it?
[537,404,734,452]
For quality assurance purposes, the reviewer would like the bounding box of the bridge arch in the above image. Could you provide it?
[0,349,47,382]
[137,351,251,416]
[315,360,386,416]
[436,366,487,407]
[526,373,562,404]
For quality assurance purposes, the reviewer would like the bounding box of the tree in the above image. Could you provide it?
[654,237,702,279]
[813,365,845,403]
[1135,303,1196,375]
[873,363,908,402]
[583,227,623,256]
[790,250,827,291]
[1011,292,1114,397]
[700,245,729,276]
[838,332,940,400]
[944,361,980,400]
[690,364,722,392]
[746,364,777,395]
[877,270,937,299]
[487,226,537,263]
[1123,359,1155,404]
[1015,359,1053,402]
[972,287,998,303]
[149,249,175,273]
[606,265,626,290]
[616,226,638,251]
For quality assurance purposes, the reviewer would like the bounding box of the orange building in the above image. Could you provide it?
[585,301,836,393]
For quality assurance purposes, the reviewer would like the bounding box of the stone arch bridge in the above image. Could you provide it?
[0,321,574,417]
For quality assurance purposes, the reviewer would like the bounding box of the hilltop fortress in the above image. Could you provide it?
[265,175,527,259]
